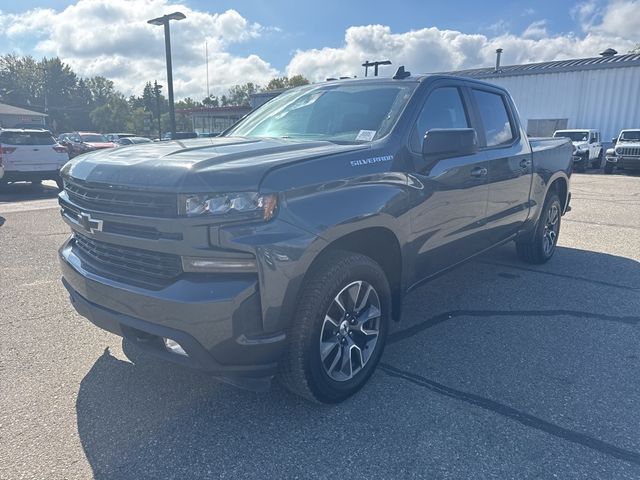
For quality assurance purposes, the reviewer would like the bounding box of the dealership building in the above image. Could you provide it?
[0,103,47,128]
[447,51,640,141]
[178,105,251,135]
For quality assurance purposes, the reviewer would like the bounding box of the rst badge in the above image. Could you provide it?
[78,212,103,234]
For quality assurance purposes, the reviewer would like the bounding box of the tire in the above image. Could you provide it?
[279,250,390,403]
[604,162,614,174]
[575,158,587,173]
[516,191,562,264]
[592,151,603,169]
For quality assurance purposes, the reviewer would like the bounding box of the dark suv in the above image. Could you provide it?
[59,74,572,403]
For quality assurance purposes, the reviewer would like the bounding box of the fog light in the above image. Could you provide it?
[163,337,188,356]
[182,256,257,273]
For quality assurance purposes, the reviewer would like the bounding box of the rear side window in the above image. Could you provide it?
[410,87,469,151]
[0,131,55,146]
[472,89,515,147]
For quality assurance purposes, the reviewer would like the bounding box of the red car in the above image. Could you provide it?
[58,132,116,158]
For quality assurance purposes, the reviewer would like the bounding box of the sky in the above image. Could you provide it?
[0,0,638,100]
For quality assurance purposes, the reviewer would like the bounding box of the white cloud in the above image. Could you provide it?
[522,20,548,39]
[0,0,277,98]
[286,1,639,81]
[594,0,640,40]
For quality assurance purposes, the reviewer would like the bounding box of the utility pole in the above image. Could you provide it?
[361,60,392,77]
[154,81,163,140]
[205,41,210,98]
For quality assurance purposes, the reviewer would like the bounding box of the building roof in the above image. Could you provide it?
[0,102,47,117]
[443,53,640,79]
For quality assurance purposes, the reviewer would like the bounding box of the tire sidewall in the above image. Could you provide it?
[303,259,390,403]
[536,194,561,260]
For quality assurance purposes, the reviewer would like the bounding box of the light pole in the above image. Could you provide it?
[362,60,392,77]
[148,11,185,140]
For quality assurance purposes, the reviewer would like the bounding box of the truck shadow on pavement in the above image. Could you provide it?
[75,245,640,479]
[0,182,59,201]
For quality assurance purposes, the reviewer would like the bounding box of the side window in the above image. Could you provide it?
[410,87,469,152]
[472,89,515,147]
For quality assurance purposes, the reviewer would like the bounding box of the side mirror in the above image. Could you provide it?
[422,128,478,163]
[611,138,617,145]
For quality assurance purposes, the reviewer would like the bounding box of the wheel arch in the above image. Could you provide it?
[305,226,404,322]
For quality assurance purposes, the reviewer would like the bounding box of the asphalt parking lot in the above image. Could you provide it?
[1,173,639,479]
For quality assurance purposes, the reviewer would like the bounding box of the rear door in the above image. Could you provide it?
[470,87,532,244]
[406,81,490,283]
[0,131,68,172]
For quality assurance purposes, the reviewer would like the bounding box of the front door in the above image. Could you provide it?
[406,84,490,285]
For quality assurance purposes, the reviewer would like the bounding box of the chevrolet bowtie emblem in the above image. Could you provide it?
[79,212,103,234]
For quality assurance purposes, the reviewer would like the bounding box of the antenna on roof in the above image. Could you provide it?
[392,66,411,79]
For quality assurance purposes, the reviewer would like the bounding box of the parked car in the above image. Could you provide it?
[605,129,640,174]
[116,136,153,146]
[58,132,116,158]
[0,128,69,189]
[553,129,603,171]
[106,133,136,143]
[58,73,572,403]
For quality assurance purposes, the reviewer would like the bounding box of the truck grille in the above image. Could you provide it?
[65,180,177,217]
[73,233,182,281]
[616,146,640,157]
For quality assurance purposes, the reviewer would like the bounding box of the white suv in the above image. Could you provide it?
[0,129,69,189]
[553,129,603,172]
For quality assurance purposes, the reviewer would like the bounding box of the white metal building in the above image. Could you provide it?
[449,53,640,141]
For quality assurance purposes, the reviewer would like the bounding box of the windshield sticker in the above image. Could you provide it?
[350,155,394,167]
[355,130,376,141]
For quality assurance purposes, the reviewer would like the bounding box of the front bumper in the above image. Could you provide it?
[59,238,286,379]
[619,157,640,170]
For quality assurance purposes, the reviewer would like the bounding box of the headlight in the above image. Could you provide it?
[181,192,278,221]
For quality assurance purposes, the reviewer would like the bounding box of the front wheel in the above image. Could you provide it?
[516,192,562,264]
[604,162,614,174]
[279,251,390,403]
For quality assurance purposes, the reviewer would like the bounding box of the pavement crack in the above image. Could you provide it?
[388,309,640,345]
[379,362,640,466]
[478,260,639,291]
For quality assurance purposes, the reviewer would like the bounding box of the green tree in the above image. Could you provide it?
[202,95,220,107]
[226,82,261,106]
[89,93,130,132]
[265,75,310,90]
[631,44,640,54]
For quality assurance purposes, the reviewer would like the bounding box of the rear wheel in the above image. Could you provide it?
[279,251,390,403]
[516,192,561,264]
[592,151,603,169]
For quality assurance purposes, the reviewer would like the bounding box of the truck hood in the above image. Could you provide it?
[62,137,367,192]
[572,141,589,149]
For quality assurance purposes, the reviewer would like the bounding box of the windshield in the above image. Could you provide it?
[225,82,417,143]
[619,131,640,142]
[0,131,55,145]
[554,131,589,142]
[80,134,108,143]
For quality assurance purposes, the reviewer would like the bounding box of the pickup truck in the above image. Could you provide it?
[605,129,640,174]
[553,129,602,171]
[58,73,572,403]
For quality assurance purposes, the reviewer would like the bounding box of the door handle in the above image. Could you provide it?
[470,167,488,177]
[519,158,532,169]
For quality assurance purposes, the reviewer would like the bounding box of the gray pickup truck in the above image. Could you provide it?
[58,73,572,403]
